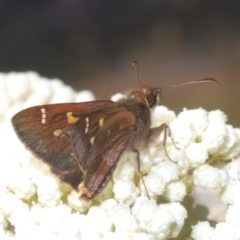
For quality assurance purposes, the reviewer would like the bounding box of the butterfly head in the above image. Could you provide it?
[127,85,162,108]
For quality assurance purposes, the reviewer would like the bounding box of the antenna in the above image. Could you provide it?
[159,78,219,91]
[131,61,219,89]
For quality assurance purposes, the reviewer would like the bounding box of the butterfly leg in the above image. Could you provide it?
[132,149,150,199]
[150,123,179,161]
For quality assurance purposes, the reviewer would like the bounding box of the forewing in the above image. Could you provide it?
[11,100,113,177]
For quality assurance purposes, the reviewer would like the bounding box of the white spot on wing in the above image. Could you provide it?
[53,129,63,137]
[99,118,104,127]
[90,136,95,144]
[41,108,46,124]
[85,117,89,133]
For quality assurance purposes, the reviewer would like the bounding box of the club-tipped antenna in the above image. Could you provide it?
[159,78,219,90]
[132,61,141,86]
[132,62,219,89]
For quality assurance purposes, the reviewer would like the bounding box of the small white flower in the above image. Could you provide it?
[35,175,62,207]
[160,202,187,238]
[170,118,197,147]
[224,158,240,182]
[113,154,136,181]
[163,180,187,202]
[0,189,28,218]
[67,190,91,212]
[108,203,139,233]
[150,105,176,128]
[178,108,209,137]
[7,168,36,200]
[220,125,240,160]
[132,197,158,229]
[193,164,227,190]
[186,142,208,168]
[111,93,126,102]
[202,122,228,156]
[76,90,95,102]
[191,221,215,240]
[139,173,166,198]
[208,110,227,124]
[220,182,240,205]
[113,179,139,204]
[146,207,176,239]
[150,160,180,184]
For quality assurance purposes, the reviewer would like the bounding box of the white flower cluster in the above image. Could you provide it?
[0,72,240,239]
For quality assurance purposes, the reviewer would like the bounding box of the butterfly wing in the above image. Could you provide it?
[12,100,138,198]
[12,100,113,189]
[67,109,137,200]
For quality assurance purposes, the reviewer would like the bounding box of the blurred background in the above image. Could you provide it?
[1,0,240,126]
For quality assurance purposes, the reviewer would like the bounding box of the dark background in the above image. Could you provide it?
[1,0,240,126]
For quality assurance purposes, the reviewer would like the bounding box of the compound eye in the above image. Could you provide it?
[146,93,156,107]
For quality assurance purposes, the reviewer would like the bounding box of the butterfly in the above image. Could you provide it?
[12,62,218,201]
